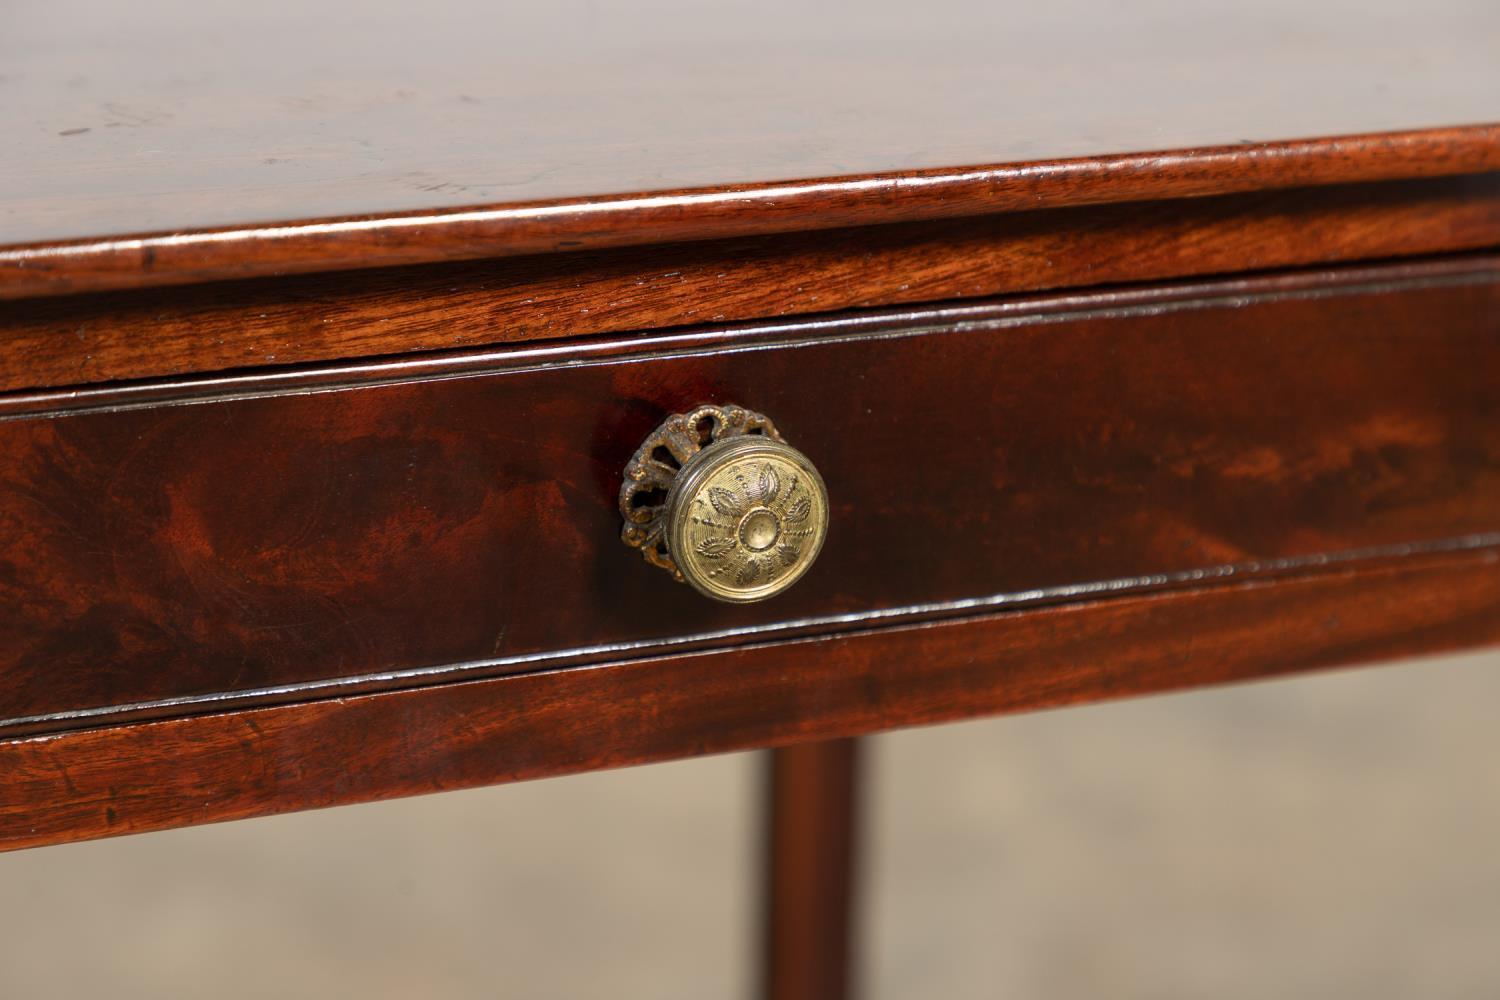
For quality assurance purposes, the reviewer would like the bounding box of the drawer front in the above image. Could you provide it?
[2,261,1498,729]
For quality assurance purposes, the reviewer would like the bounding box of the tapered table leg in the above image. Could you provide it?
[760,737,862,1000]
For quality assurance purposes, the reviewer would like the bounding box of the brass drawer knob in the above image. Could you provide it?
[620,405,829,603]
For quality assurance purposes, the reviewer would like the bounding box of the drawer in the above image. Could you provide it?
[2,259,1498,732]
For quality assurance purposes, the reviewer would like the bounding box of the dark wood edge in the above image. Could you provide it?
[3,124,1497,300]
[8,175,1499,392]
[5,546,1497,852]
[6,251,1499,421]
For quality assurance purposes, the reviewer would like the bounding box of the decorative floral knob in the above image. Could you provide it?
[620,405,829,603]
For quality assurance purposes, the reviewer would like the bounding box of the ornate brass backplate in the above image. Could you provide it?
[619,405,829,603]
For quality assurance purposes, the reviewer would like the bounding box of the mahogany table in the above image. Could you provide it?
[3,3,1499,996]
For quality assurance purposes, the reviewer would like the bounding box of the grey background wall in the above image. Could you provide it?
[4,648,1498,998]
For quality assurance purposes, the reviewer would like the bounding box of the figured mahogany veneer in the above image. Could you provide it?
[1,256,1497,737]
[4,2,1500,889]
[6,175,1500,392]
[3,546,1496,852]
[6,128,1499,302]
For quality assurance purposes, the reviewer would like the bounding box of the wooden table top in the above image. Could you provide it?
[4,0,1499,297]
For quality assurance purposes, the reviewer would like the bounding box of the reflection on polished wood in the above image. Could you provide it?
[7,175,1500,390]
[2,257,1497,735]
[4,5,1500,996]
[5,546,1499,853]
[3,1,1499,296]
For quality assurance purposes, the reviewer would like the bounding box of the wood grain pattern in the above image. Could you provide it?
[3,0,1498,296]
[4,546,1497,853]
[6,0,1498,889]
[2,258,1498,733]
[7,129,1499,301]
[6,175,1500,392]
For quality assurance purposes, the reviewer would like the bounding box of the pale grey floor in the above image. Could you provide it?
[3,649,1499,998]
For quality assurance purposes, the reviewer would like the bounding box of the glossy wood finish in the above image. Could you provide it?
[7,1,1500,895]
[7,128,1499,301]
[4,545,1496,853]
[3,258,1498,733]
[763,739,861,1000]
[6,175,1500,392]
[4,0,1499,297]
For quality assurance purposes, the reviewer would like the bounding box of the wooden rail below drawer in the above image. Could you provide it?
[3,545,1497,852]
